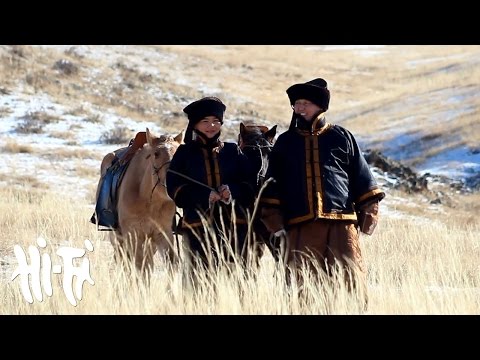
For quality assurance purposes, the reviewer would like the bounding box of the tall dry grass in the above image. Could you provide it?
[0,187,478,314]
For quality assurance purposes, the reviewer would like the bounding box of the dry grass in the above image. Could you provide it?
[0,187,479,314]
[15,110,62,134]
[74,164,98,178]
[49,130,76,141]
[83,113,104,124]
[37,147,101,161]
[99,123,134,144]
[0,106,13,117]
[65,106,89,118]
[0,174,47,191]
[1,141,34,154]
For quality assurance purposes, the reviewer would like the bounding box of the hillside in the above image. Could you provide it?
[1,45,479,219]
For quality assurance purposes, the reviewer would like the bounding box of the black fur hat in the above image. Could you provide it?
[183,97,226,143]
[286,78,330,111]
[183,97,226,126]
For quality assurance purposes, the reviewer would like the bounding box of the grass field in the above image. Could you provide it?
[1,187,479,314]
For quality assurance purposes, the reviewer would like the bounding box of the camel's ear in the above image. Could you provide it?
[264,125,277,143]
[146,127,155,146]
[239,122,246,135]
[174,129,184,144]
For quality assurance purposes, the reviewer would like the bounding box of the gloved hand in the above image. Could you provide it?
[217,184,232,205]
[208,190,222,208]
[273,229,287,238]
[357,201,379,235]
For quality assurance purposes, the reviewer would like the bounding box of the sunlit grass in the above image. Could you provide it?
[0,187,479,314]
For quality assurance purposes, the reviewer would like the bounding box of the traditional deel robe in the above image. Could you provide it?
[261,115,384,229]
[167,136,255,232]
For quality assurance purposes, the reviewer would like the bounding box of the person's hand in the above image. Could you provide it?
[217,184,232,204]
[208,191,222,204]
[358,201,379,235]
[273,229,287,238]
